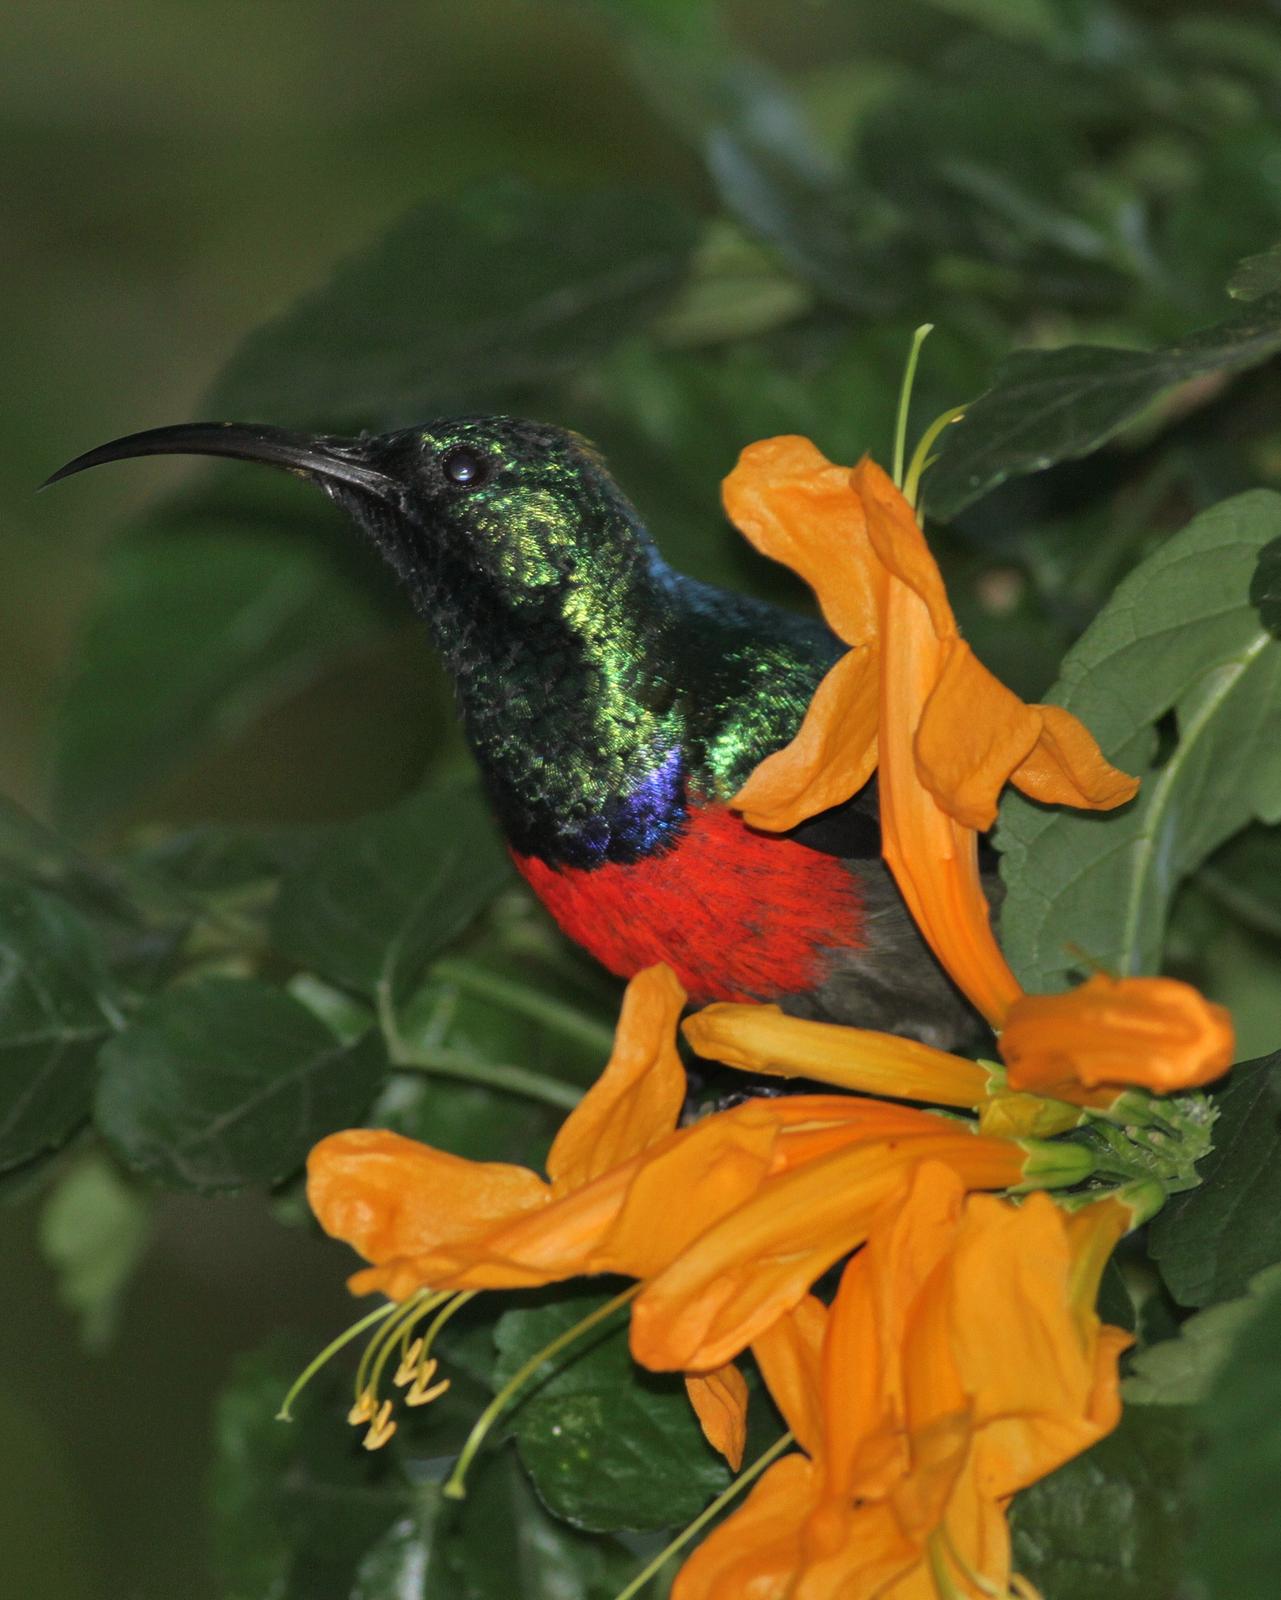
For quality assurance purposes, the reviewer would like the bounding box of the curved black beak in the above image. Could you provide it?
[42,421,398,499]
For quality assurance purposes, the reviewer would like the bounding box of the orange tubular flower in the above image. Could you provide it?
[724,439,1136,1029]
[721,438,1235,1101]
[682,1002,992,1110]
[1000,973,1235,1099]
[672,1162,1134,1600]
[310,964,1064,1379]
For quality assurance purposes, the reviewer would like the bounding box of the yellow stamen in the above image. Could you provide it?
[406,1361,451,1407]
[444,1283,641,1501]
[355,1290,448,1410]
[347,1389,376,1426]
[275,1299,398,1422]
[362,1399,397,1451]
[394,1337,425,1388]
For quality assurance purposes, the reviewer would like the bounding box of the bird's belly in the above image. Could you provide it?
[510,803,866,1003]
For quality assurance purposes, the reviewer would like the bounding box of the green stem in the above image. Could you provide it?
[904,403,967,510]
[432,957,616,1054]
[610,1430,796,1600]
[445,1283,641,1499]
[893,323,934,487]
[394,1045,581,1110]
[378,980,581,1111]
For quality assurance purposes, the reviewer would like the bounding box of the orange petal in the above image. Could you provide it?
[752,1293,828,1458]
[307,1129,550,1270]
[631,1132,1025,1372]
[922,1191,1132,1500]
[593,1103,781,1278]
[915,639,1043,831]
[546,963,687,1194]
[368,1153,645,1292]
[361,1099,794,1295]
[732,646,878,832]
[669,1454,819,1600]
[831,1165,968,1497]
[852,457,953,639]
[999,973,1235,1097]
[1064,1193,1132,1321]
[684,1002,991,1110]
[685,1363,749,1471]
[722,436,882,645]
[1011,703,1140,812]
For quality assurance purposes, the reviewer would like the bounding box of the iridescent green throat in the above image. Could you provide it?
[338,418,838,868]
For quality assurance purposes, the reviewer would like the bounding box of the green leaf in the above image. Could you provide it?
[1010,1403,1193,1600]
[208,180,699,432]
[211,1340,413,1600]
[1197,823,1281,941]
[1097,1257,1137,1334]
[350,1505,442,1600]
[37,1149,152,1350]
[1124,1263,1281,1405]
[271,777,512,1004]
[54,501,385,834]
[0,882,122,1173]
[494,1286,730,1532]
[1150,1051,1281,1308]
[926,296,1281,516]
[1190,1275,1281,1600]
[95,978,386,1191]
[997,491,1281,991]
[419,1451,639,1600]
[1230,241,1281,302]
[229,1294,635,1600]
[604,14,899,315]
[919,0,1066,43]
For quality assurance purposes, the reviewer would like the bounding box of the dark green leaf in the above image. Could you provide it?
[211,1341,413,1600]
[420,1448,639,1600]
[1250,534,1281,638]
[1010,1404,1193,1600]
[208,180,698,432]
[1097,1257,1136,1334]
[37,1150,153,1351]
[1124,1263,1281,1406]
[1229,241,1281,303]
[95,978,386,1190]
[919,0,1066,43]
[1150,1051,1281,1309]
[271,777,512,1003]
[927,297,1281,517]
[607,15,897,315]
[1198,823,1281,941]
[1190,1275,1281,1600]
[54,507,385,834]
[0,882,122,1173]
[998,491,1281,992]
[494,1286,730,1532]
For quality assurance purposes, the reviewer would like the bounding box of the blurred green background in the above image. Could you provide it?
[4,5,691,1593]
[7,1,1281,1594]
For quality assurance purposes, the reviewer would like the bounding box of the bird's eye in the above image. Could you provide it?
[442,445,491,489]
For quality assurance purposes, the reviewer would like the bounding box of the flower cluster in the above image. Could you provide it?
[298,437,1234,1599]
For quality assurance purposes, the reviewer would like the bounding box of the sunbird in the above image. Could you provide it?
[49,417,976,1046]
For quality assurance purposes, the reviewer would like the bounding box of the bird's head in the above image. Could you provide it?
[47,415,662,642]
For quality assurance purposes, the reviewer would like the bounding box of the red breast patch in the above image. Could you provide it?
[511,804,866,1003]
